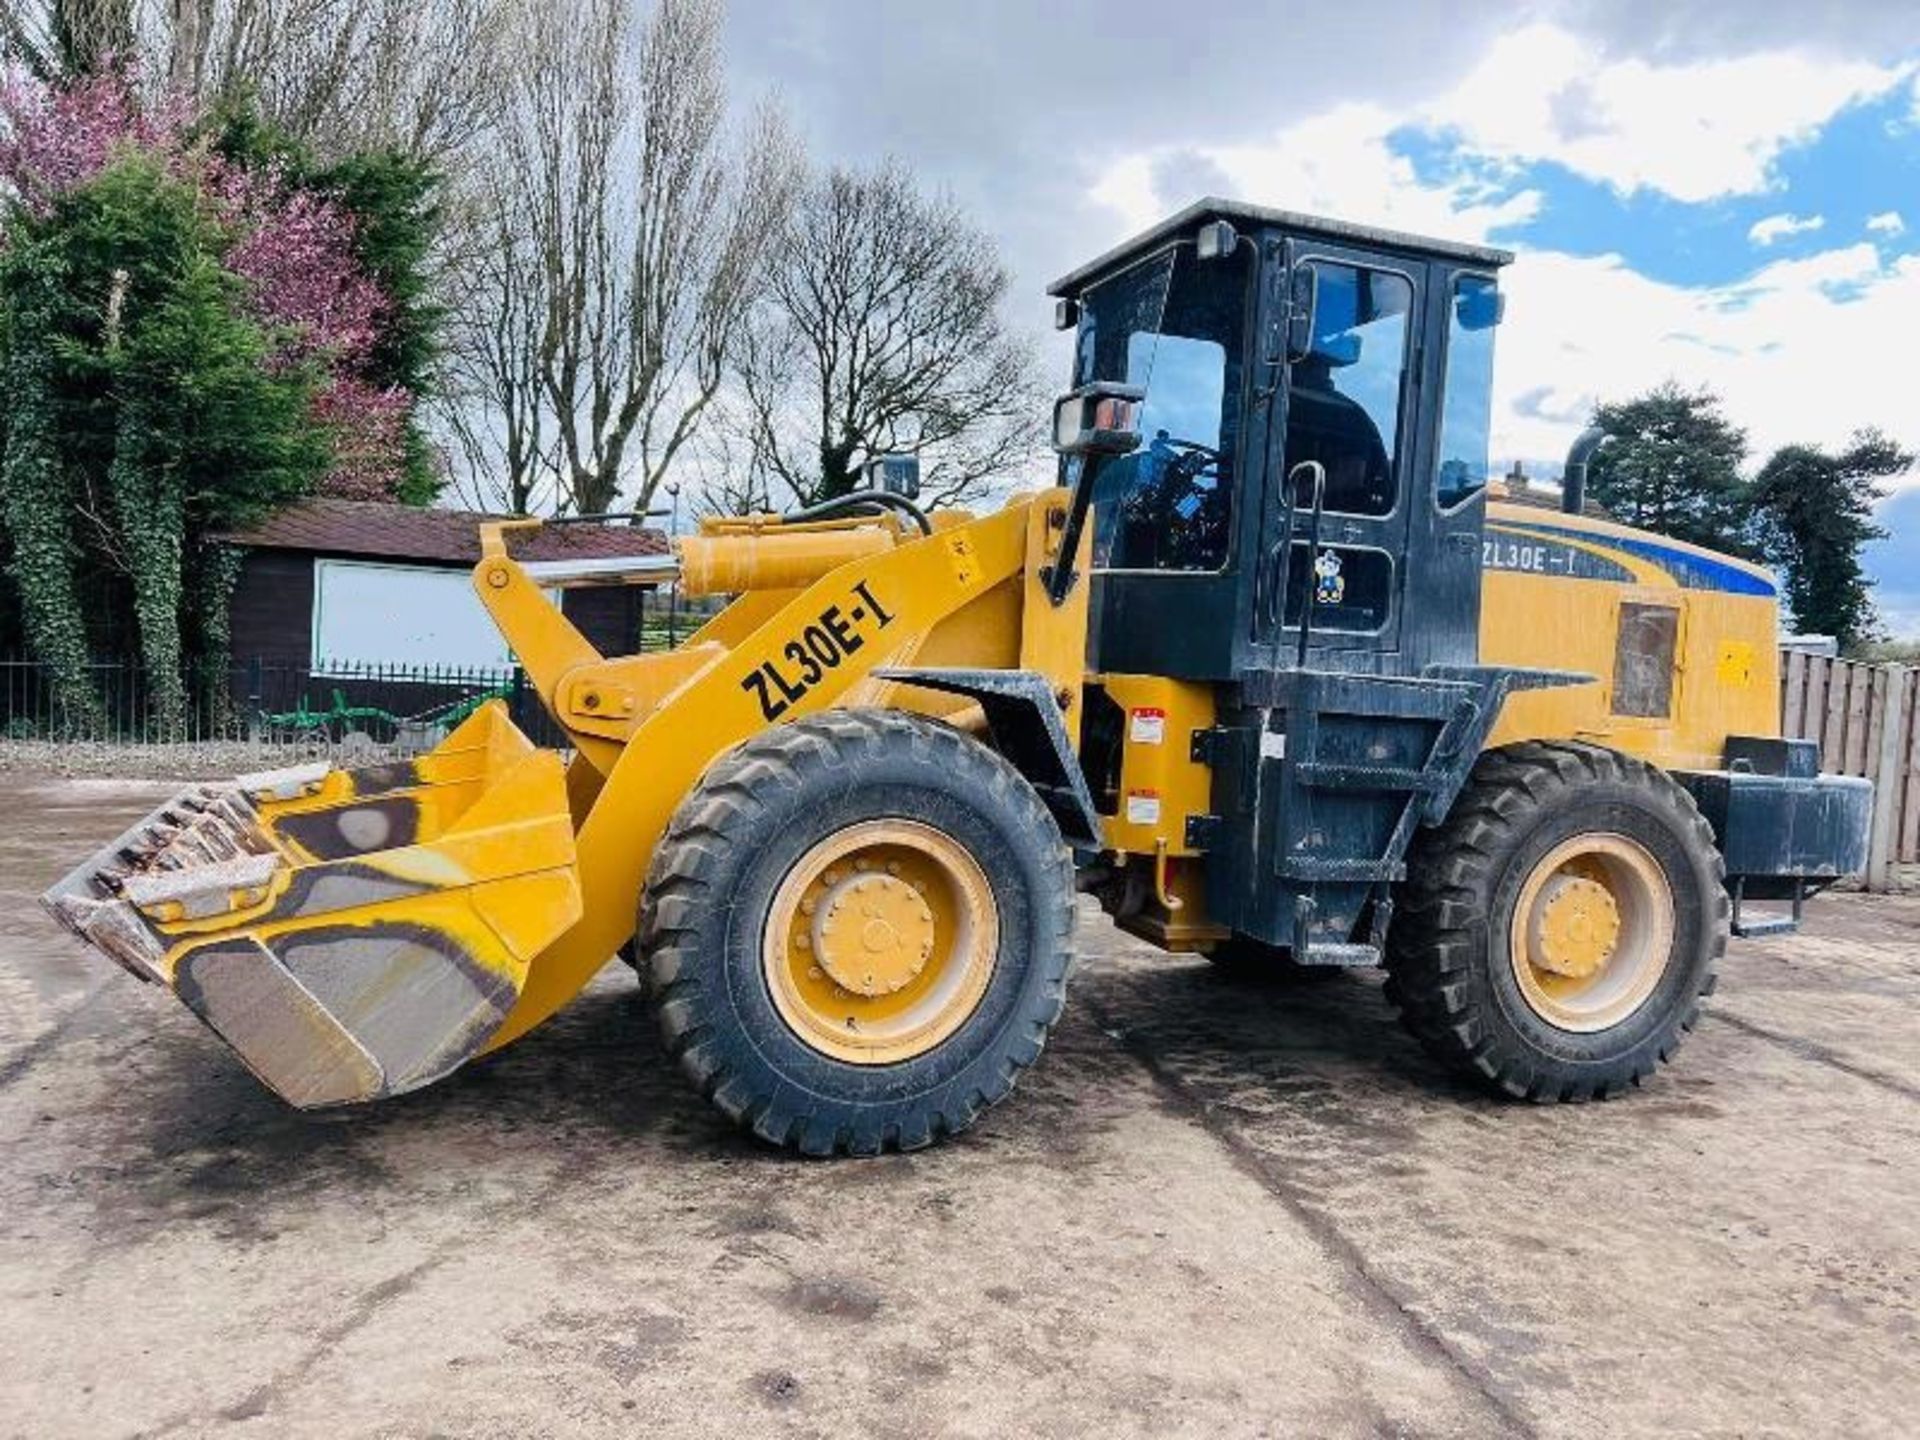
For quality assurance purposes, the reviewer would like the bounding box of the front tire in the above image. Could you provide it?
[638,710,1076,1155]
[1385,741,1726,1101]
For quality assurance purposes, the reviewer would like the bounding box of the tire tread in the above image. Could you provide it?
[1386,740,1728,1101]
[637,709,1075,1154]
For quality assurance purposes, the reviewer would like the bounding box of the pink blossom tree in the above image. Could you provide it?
[0,64,183,214]
[1,65,412,500]
[216,167,408,499]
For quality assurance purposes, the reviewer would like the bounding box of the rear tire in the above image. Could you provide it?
[1385,741,1726,1101]
[638,710,1076,1155]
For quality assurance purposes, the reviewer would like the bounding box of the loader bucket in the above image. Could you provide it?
[41,702,581,1108]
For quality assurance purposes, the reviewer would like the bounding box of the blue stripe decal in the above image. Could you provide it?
[1499,521,1777,598]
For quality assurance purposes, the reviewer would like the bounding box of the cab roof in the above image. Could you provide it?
[1048,197,1515,298]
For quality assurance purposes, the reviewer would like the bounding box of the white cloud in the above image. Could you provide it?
[1493,244,1920,487]
[1083,23,1920,497]
[1418,26,1908,203]
[1748,212,1826,246]
[1088,25,1912,236]
[1091,101,1540,248]
[1867,210,1907,236]
[1089,22,1914,245]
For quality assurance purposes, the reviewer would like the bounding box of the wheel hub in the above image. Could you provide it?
[812,870,936,997]
[764,821,1000,1065]
[1508,832,1678,1034]
[1532,874,1621,979]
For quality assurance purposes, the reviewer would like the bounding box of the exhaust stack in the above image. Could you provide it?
[1561,426,1609,516]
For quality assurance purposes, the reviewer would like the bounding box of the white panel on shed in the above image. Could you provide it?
[312,560,518,673]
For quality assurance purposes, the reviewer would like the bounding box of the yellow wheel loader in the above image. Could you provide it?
[44,201,1872,1153]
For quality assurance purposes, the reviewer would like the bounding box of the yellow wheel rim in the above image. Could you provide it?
[763,819,999,1065]
[1509,833,1674,1033]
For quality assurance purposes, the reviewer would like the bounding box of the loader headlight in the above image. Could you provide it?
[1052,382,1146,457]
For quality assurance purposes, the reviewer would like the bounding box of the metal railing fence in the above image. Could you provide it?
[0,655,563,752]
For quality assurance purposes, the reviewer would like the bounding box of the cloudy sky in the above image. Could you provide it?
[724,1,1920,631]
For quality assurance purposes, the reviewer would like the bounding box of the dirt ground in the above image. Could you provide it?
[1,775,1914,1440]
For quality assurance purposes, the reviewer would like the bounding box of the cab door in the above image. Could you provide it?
[1256,240,1428,665]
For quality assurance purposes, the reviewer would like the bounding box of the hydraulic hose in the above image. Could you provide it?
[779,490,933,536]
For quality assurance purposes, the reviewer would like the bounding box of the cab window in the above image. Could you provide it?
[1282,263,1412,517]
[1436,274,1499,510]
[1078,244,1249,572]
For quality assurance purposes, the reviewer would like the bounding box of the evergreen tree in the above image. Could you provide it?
[3,155,327,730]
[0,241,100,726]
[1749,430,1912,651]
[1587,383,1756,556]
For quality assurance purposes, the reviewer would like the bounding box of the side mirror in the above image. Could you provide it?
[1052,381,1146,457]
[1285,262,1319,363]
[864,453,922,499]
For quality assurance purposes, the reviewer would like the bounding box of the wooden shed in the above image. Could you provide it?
[219,498,667,670]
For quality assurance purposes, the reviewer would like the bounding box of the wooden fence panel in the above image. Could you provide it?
[1864,667,1887,784]
[1846,663,1872,774]
[1820,660,1847,769]
[1782,651,1803,736]
[1778,650,1918,869]
[1902,670,1920,865]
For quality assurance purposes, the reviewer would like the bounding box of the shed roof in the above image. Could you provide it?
[220,498,671,566]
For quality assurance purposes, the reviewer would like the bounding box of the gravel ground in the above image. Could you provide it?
[1,773,1915,1438]
[0,738,388,780]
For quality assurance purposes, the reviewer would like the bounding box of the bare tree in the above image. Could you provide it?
[1,0,132,78]
[731,161,1045,511]
[437,173,559,515]
[3,0,514,166]
[212,0,516,165]
[446,0,798,518]
[685,422,779,519]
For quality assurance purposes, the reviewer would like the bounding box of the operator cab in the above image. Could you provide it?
[1047,199,1511,684]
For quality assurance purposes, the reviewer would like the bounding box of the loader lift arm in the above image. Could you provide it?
[473,493,1088,1051]
[39,491,1088,1106]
